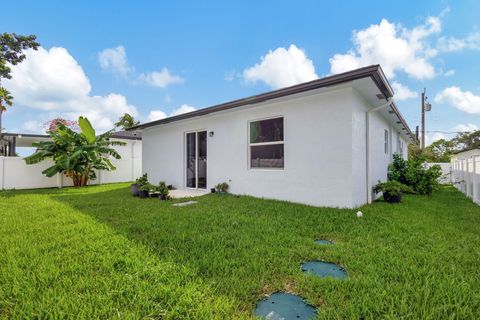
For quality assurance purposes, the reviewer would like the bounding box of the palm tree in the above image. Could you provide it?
[25,116,126,187]
[115,113,140,130]
[0,87,13,136]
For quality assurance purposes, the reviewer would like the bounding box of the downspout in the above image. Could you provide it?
[366,97,393,203]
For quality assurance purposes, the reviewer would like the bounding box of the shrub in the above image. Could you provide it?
[388,154,442,195]
[139,183,154,192]
[135,173,148,186]
[158,181,170,200]
[215,182,229,193]
[373,180,414,197]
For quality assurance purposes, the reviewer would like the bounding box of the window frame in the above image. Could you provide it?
[247,116,285,170]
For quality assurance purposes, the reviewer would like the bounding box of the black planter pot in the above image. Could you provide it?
[383,192,402,203]
[211,188,216,193]
[131,184,140,197]
[138,190,149,199]
[159,194,167,201]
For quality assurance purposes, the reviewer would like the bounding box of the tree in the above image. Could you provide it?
[45,117,78,132]
[114,113,139,130]
[0,33,39,136]
[422,139,455,162]
[452,130,480,151]
[24,116,126,187]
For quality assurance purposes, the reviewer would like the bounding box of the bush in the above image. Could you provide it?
[139,183,154,192]
[157,181,170,200]
[388,154,442,195]
[135,173,149,186]
[215,182,229,193]
[374,180,414,197]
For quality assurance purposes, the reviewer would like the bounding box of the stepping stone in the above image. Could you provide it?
[172,200,197,207]
[314,239,334,245]
[254,292,316,320]
[301,261,347,279]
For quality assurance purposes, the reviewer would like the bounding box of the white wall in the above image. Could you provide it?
[144,88,356,207]
[0,139,142,190]
[143,86,410,208]
[350,90,410,205]
[427,162,451,184]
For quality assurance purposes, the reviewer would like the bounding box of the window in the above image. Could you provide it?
[384,129,389,154]
[249,117,284,168]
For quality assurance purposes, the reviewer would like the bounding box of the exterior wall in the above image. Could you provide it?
[351,90,410,205]
[142,87,411,208]
[143,88,356,208]
[451,149,480,161]
[0,139,141,190]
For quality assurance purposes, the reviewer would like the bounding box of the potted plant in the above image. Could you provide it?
[157,181,170,200]
[132,173,148,197]
[215,182,229,194]
[138,183,154,199]
[373,180,414,203]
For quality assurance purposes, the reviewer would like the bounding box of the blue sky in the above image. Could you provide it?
[1,0,480,144]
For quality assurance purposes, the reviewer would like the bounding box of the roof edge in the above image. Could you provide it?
[130,65,394,130]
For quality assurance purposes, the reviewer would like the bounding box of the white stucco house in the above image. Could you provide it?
[132,65,414,208]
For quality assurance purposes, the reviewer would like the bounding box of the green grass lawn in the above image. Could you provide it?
[1,184,479,319]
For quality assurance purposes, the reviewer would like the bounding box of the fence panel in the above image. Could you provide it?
[451,157,480,204]
[0,156,141,190]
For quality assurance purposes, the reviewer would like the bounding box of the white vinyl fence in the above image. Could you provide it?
[0,140,141,190]
[426,162,452,184]
[451,157,480,204]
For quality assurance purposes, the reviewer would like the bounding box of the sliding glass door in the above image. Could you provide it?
[186,131,207,189]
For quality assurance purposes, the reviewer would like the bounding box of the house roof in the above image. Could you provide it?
[129,65,414,140]
[2,130,142,148]
[452,147,480,155]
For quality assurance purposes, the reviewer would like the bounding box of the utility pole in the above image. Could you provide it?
[421,89,425,149]
[421,88,432,149]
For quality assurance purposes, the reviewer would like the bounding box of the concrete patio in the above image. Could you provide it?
[169,189,210,199]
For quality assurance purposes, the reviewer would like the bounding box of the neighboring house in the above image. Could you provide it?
[450,148,480,162]
[132,65,414,208]
[0,130,142,190]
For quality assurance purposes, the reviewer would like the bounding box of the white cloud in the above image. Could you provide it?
[147,110,167,122]
[138,68,184,88]
[99,46,183,89]
[434,86,480,114]
[329,16,441,79]
[243,44,318,89]
[171,104,196,116]
[425,132,447,146]
[444,69,455,77]
[452,123,478,132]
[391,81,418,101]
[437,32,480,52]
[22,120,44,133]
[98,46,131,77]
[146,104,197,122]
[4,47,137,132]
[224,70,237,81]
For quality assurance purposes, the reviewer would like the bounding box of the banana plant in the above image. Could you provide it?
[25,116,126,187]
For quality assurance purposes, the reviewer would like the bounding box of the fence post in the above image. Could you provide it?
[0,157,4,190]
[473,157,478,203]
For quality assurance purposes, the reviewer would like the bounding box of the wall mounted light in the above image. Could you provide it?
[209,131,214,137]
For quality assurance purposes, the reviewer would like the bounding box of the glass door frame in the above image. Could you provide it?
[185,130,207,189]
